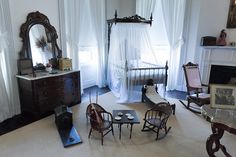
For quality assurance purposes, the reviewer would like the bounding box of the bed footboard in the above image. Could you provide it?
[128,62,168,87]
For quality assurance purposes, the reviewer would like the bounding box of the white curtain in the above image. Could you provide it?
[63,0,83,71]
[59,0,84,92]
[59,0,106,90]
[88,0,106,87]
[136,0,169,67]
[161,0,186,90]
[136,0,157,19]
[107,23,158,102]
[0,0,20,122]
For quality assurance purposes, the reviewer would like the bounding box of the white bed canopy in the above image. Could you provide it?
[107,14,167,103]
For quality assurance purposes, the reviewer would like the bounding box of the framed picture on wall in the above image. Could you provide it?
[210,84,236,109]
[227,0,236,28]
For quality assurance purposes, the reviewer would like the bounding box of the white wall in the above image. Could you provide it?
[106,0,136,19]
[185,0,201,62]
[193,0,234,63]
[8,0,60,59]
[119,0,136,17]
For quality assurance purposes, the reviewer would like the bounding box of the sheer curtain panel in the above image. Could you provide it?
[59,0,106,90]
[136,0,157,19]
[107,23,158,102]
[161,0,186,90]
[88,0,106,87]
[136,0,170,66]
[59,0,84,92]
[0,0,20,122]
[63,0,83,70]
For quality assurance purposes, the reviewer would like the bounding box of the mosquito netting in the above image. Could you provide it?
[107,23,164,103]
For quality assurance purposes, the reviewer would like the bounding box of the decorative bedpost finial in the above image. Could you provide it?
[150,13,153,25]
[115,10,117,19]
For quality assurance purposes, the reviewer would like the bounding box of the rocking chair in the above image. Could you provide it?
[181,62,210,113]
[142,102,172,140]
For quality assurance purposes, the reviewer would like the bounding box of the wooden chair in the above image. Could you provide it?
[86,91,106,120]
[86,103,106,120]
[182,62,210,113]
[87,103,114,145]
[142,102,172,140]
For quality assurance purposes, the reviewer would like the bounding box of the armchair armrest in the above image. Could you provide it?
[188,84,209,95]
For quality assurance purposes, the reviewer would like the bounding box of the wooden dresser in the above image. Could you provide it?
[16,70,81,118]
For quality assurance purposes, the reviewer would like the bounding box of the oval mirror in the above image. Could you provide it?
[29,24,53,66]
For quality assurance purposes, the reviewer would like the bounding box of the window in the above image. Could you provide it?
[149,1,169,65]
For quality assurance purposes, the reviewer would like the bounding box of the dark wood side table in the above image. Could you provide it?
[201,105,236,157]
[113,110,140,139]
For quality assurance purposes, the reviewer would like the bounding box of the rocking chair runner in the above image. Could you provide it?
[142,102,172,140]
[181,62,210,113]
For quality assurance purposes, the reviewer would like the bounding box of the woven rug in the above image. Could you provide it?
[0,92,235,157]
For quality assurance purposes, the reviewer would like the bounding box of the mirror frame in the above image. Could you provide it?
[19,11,62,69]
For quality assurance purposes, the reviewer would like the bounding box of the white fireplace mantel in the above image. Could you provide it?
[199,46,236,84]
[202,46,236,50]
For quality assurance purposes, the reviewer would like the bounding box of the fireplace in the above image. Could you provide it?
[199,46,236,85]
[209,65,236,84]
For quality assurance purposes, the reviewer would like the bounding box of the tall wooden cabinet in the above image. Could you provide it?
[16,70,81,117]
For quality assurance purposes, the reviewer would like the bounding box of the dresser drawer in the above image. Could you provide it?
[34,76,64,88]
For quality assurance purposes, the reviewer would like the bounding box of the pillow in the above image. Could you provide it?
[145,85,157,94]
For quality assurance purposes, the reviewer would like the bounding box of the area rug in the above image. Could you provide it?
[0,92,235,157]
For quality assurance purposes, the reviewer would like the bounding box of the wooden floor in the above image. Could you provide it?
[0,86,186,136]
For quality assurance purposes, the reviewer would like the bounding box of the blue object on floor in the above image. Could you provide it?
[57,126,82,148]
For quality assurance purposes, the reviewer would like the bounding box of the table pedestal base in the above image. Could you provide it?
[206,125,232,157]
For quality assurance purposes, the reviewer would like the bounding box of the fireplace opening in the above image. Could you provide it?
[209,65,236,84]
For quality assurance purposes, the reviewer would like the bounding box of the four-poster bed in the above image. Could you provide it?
[107,12,168,102]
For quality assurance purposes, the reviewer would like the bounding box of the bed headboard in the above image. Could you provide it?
[107,10,152,25]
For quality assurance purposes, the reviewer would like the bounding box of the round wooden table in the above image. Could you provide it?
[201,105,236,157]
